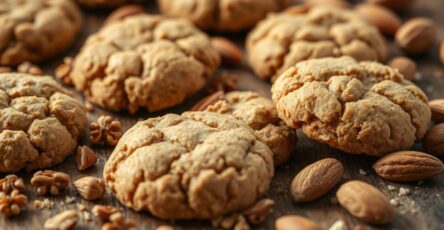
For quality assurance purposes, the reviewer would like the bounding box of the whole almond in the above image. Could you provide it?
[388,57,416,81]
[105,5,145,25]
[210,37,242,66]
[430,99,444,123]
[73,177,105,201]
[304,0,351,8]
[440,40,444,65]
[291,158,344,202]
[367,0,415,12]
[423,124,444,156]
[396,18,437,55]
[44,210,78,230]
[336,180,394,224]
[275,215,321,230]
[355,4,401,36]
[373,151,444,181]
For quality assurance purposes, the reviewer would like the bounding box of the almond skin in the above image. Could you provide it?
[423,124,444,156]
[210,37,243,66]
[275,215,321,230]
[337,180,394,224]
[388,57,416,81]
[373,151,444,181]
[396,18,437,55]
[429,99,444,123]
[355,4,401,36]
[291,158,344,202]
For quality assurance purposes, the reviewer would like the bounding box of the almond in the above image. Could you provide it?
[388,57,416,81]
[355,4,401,36]
[73,177,105,201]
[396,18,437,55]
[429,99,444,123]
[210,37,243,66]
[275,215,321,230]
[76,146,97,171]
[423,124,444,156]
[367,0,415,12]
[373,151,444,181]
[336,180,394,224]
[291,158,344,202]
[105,5,145,25]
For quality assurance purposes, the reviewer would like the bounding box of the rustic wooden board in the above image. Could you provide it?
[1,0,444,229]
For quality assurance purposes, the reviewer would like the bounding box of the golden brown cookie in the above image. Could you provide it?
[272,57,431,156]
[205,91,297,165]
[71,14,220,113]
[158,0,292,32]
[247,6,388,81]
[0,0,83,66]
[103,111,274,220]
[0,73,87,173]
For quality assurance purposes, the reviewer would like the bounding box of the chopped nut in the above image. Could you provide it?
[73,177,105,201]
[387,185,396,191]
[92,205,137,230]
[65,196,75,204]
[77,204,86,211]
[92,205,120,221]
[31,170,71,196]
[207,71,238,94]
[399,187,410,196]
[17,62,43,75]
[76,146,97,171]
[389,198,399,206]
[0,174,25,194]
[44,209,78,230]
[329,219,347,230]
[358,169,367,176]
[84,102,94,112]
[90,116,122,146]
[191,91,225,111]
[83,211,92,221]
[212,213,251,230]
[0,189,28,217]
[55,57,74,85]
[34,200,42,209]
[243,198,275,225]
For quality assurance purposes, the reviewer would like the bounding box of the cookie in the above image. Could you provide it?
[0,0,83,66]
[247,6,388,81]
[71,15,220,113]
[204,91,297,165]
[272,57,431,156]
[0,73,87,173]
[158,0,292,32]
[103,111,274,219]
[76,0,142,8]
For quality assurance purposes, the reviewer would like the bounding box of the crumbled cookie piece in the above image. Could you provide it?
[31,170,71,196]
[71,14,220,113]
[0,73,87,173]
[0,189,28,217]
[103,112,274,219]
[90,116,122,146]
[205,91,297,165]
[158,0,292,32]
[247,6,388,81]
[0,0,83,66]
[272,57,431,156]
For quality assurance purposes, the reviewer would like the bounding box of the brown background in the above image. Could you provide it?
[1,0,444,229]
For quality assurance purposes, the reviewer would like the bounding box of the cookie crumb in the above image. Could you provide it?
[329,219,347,230]
[358,169,367,176]
[390,198,399,206]
[83,211,92,221]
[77,204,86,211]
[84,102,94,112]
[387,185,397,191]
[65,196,75,204]
[399,187,410,196]
[34,200,42,209]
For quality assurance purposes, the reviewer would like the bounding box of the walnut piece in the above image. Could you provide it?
[0,175,25,194]
[92,205,137,230]
[44,209,78,230]
[55,57,74,85]
[0,189,28,217]
[76,146,97,171]
[31,170,71,196]
[90,116,122,146]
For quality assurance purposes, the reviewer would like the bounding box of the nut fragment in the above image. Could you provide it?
[55,57,74,85]
[423,123,444,156]
[243,198,275,225]
[105,5,146,25]
[73,177,105,201]
[355,3,401,36]
[0,189,28,217]
[44,209,78,230]
[191,91,225,111]
[429,99,444,123]
[291,158,344,202]
[76,146,97,171]
[336,180,394,224]
[90,116,122,146]
[396,18,437,55]
[211,37,243,66]
[373,151,444,181]
[388,57,416,81]
[17,62,43,75]
[31,170,71,196]
[275,215,321,230]
[0,174,25,194]
[92,205,136,230]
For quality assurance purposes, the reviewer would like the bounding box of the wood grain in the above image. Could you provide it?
[1,0,444,229]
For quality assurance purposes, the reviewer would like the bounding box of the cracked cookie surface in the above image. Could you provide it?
[272,57,431,156]
[205,91,297,165]
[247,6,388,81]
[103,111,274,220]
[71,14,220,113]
[0,73,87,173]
[158,0,292,32]
[0,0,83,66]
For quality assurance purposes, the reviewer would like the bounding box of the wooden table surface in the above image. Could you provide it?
[2,0,444,229]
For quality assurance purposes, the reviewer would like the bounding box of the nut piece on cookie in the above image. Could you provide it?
[103,112,274,220]
[71,14,220,113]
[247,6,388,81]
[0,0,83,66]
[0,73,87,173]
[158,0,292,32]
[271,57,431,156]
[202,91,297,166]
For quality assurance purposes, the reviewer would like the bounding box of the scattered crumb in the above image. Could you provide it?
[329,219,347,230]
[399,187,410,196]
[387,185,396,191]
[390,198,399,206]
[83,211,92,221]
[358,169,367,176]
[34,200,42,209]
[84,102,94,112]
[77,204,86,211]
[65,196,75,204]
